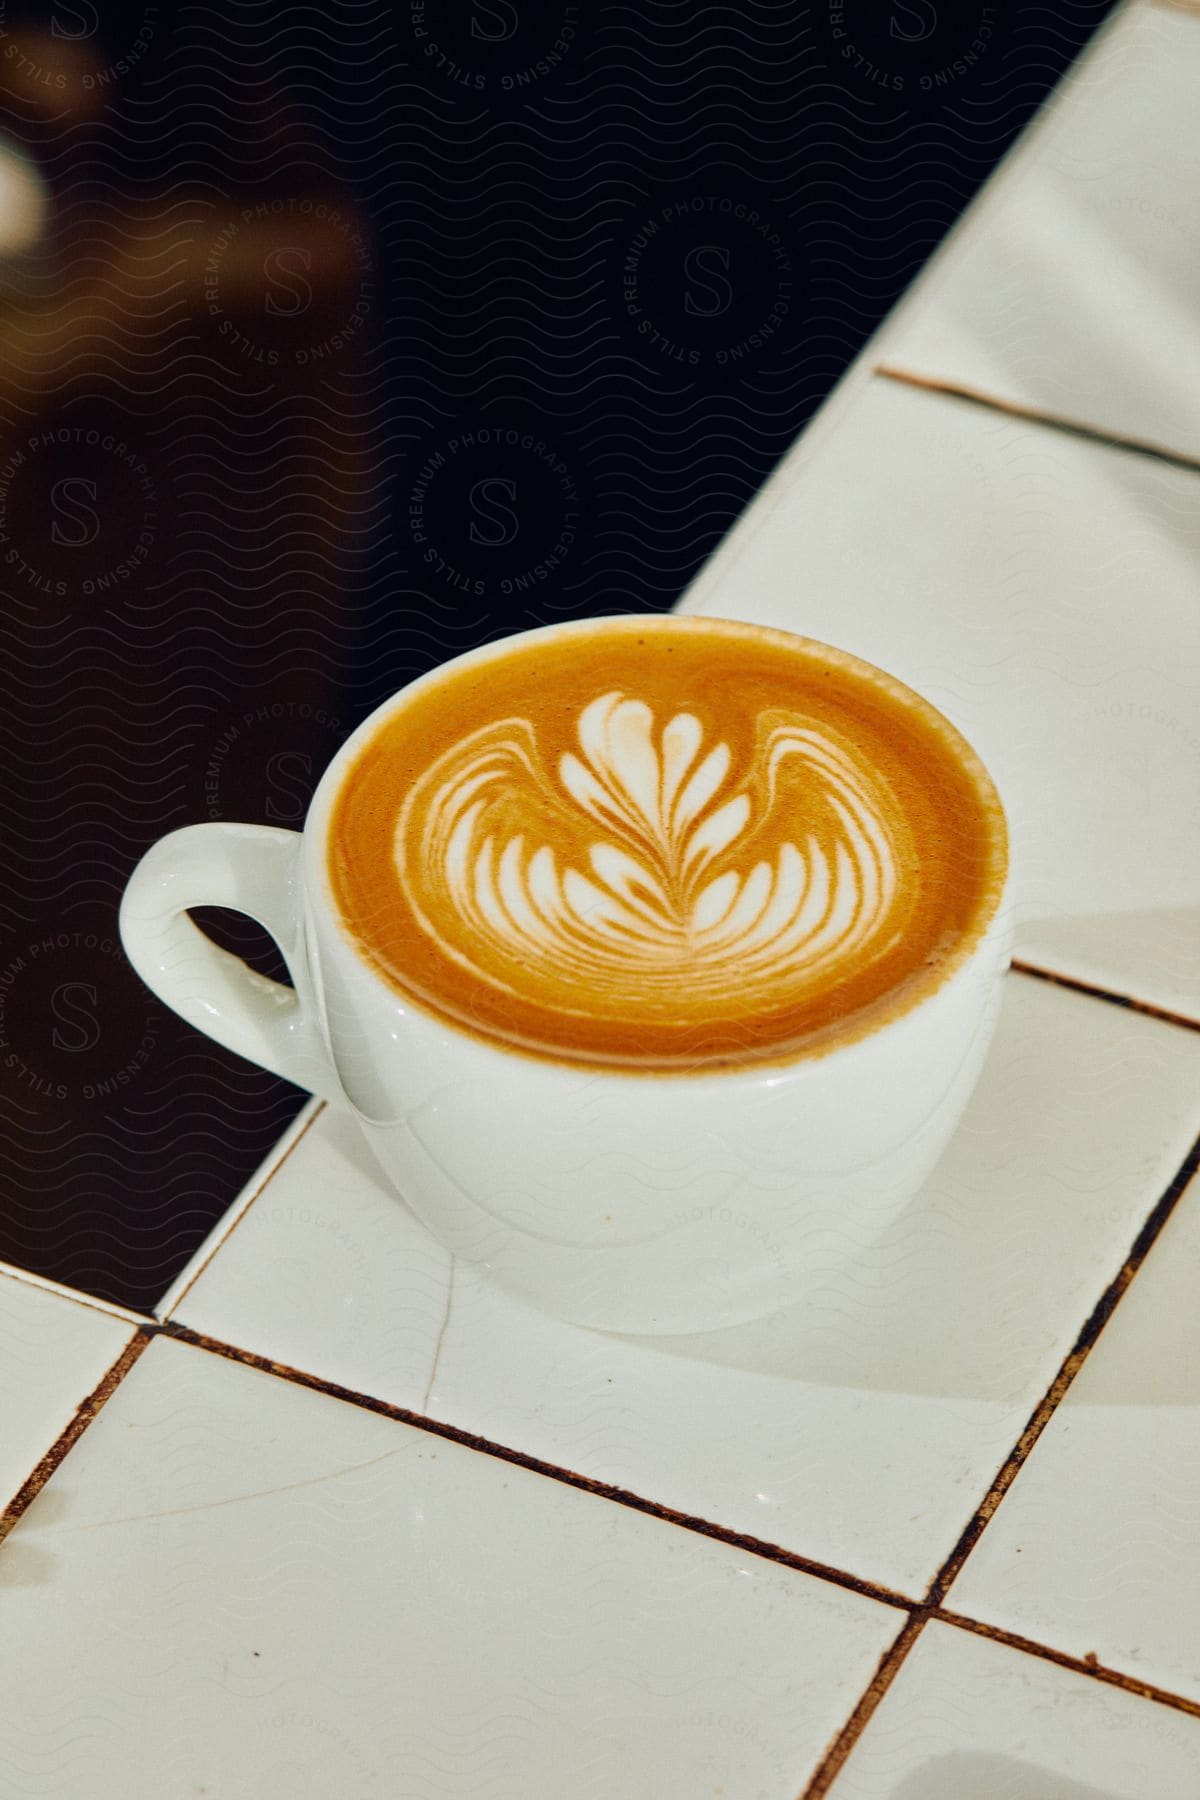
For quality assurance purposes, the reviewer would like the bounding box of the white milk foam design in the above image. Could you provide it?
[395,691,908,1013]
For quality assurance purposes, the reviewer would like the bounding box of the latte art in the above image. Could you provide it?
[328,618,1006,1068]
[399,692,910,1015]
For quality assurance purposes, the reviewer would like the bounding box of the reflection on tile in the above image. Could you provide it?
[0,1271,135,1511]
[0,1335,900,1799]
[679,376,1200,1017]
[948,1163,1200,1702]
[882,4,1200,461]
[179,977,1200,1598]
[827,1623,1200,1798]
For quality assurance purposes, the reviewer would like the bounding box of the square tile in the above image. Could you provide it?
[0,1268,136,1512]
[678,375,1200,1017]
[946,1159,1200,1703]
[880,2,1200,463]
[0,1333,900,1799]
[177,977,1200,1599]
[826,1622,1200,1798]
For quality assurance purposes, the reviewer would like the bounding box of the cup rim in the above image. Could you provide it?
[304,613,1010,1077]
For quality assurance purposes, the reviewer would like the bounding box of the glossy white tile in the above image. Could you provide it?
[679,375,1200,1016]
[827,1622,1200,1798]
[177,977,1200,1599]
[880,2,1200,462]
[947,1161,1200,1703]
[0,1268,136,1511]
[0,1334,900,1799]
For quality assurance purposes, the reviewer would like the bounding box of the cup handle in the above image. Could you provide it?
[119,821,345,1104]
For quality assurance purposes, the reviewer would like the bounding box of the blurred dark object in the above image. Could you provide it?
[0,1,1116,1310]
[0,12,370,1307]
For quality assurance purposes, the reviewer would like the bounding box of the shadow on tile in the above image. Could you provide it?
[606,1154,1107,1399]
[602,977,1200,1402]
[219,978,1200,1417]
[465,1094,1200,1409]
[891,1753,1122,1800]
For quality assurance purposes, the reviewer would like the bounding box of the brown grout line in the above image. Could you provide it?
[802,1124,1200,1788]
[926,1124,1200,1606]
[6,1315,1199,1767]
[875,364,1200,475]
[800,1594,1200,1796]
[935,1610,1200,1721]
[157,1319,917,1613]
[801,1614,929,1798]
[0,1328,154,1546]
[1011,960,1200,1036]
[807,1594,1200,1797]
[155,1099,326,1322]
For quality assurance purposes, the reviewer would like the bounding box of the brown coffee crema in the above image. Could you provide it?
[327,618,1007,1070]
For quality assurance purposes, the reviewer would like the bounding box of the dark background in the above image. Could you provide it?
[0,0,1115,1311]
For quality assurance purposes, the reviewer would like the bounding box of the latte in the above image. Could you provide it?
[327,617,1007,1069]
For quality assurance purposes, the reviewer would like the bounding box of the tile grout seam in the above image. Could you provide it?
[2,1308,1199,1753]
[798,1120,1200,1793]
[1,978,1194,1763]
[800,1614,928,1800]
[11,1036,1187,1661]
[164,1235,1200,1733]
[926,1124,1200,1603]
[154,1318,918,1614]
[0,1328,154,1546]
[875,363,1200,475]
[936,1610,1200,1722]
[1011,960,1200,1036]
[798,1601,1200,1800]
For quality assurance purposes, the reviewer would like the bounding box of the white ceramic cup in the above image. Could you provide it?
[120,617,1012,1335]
